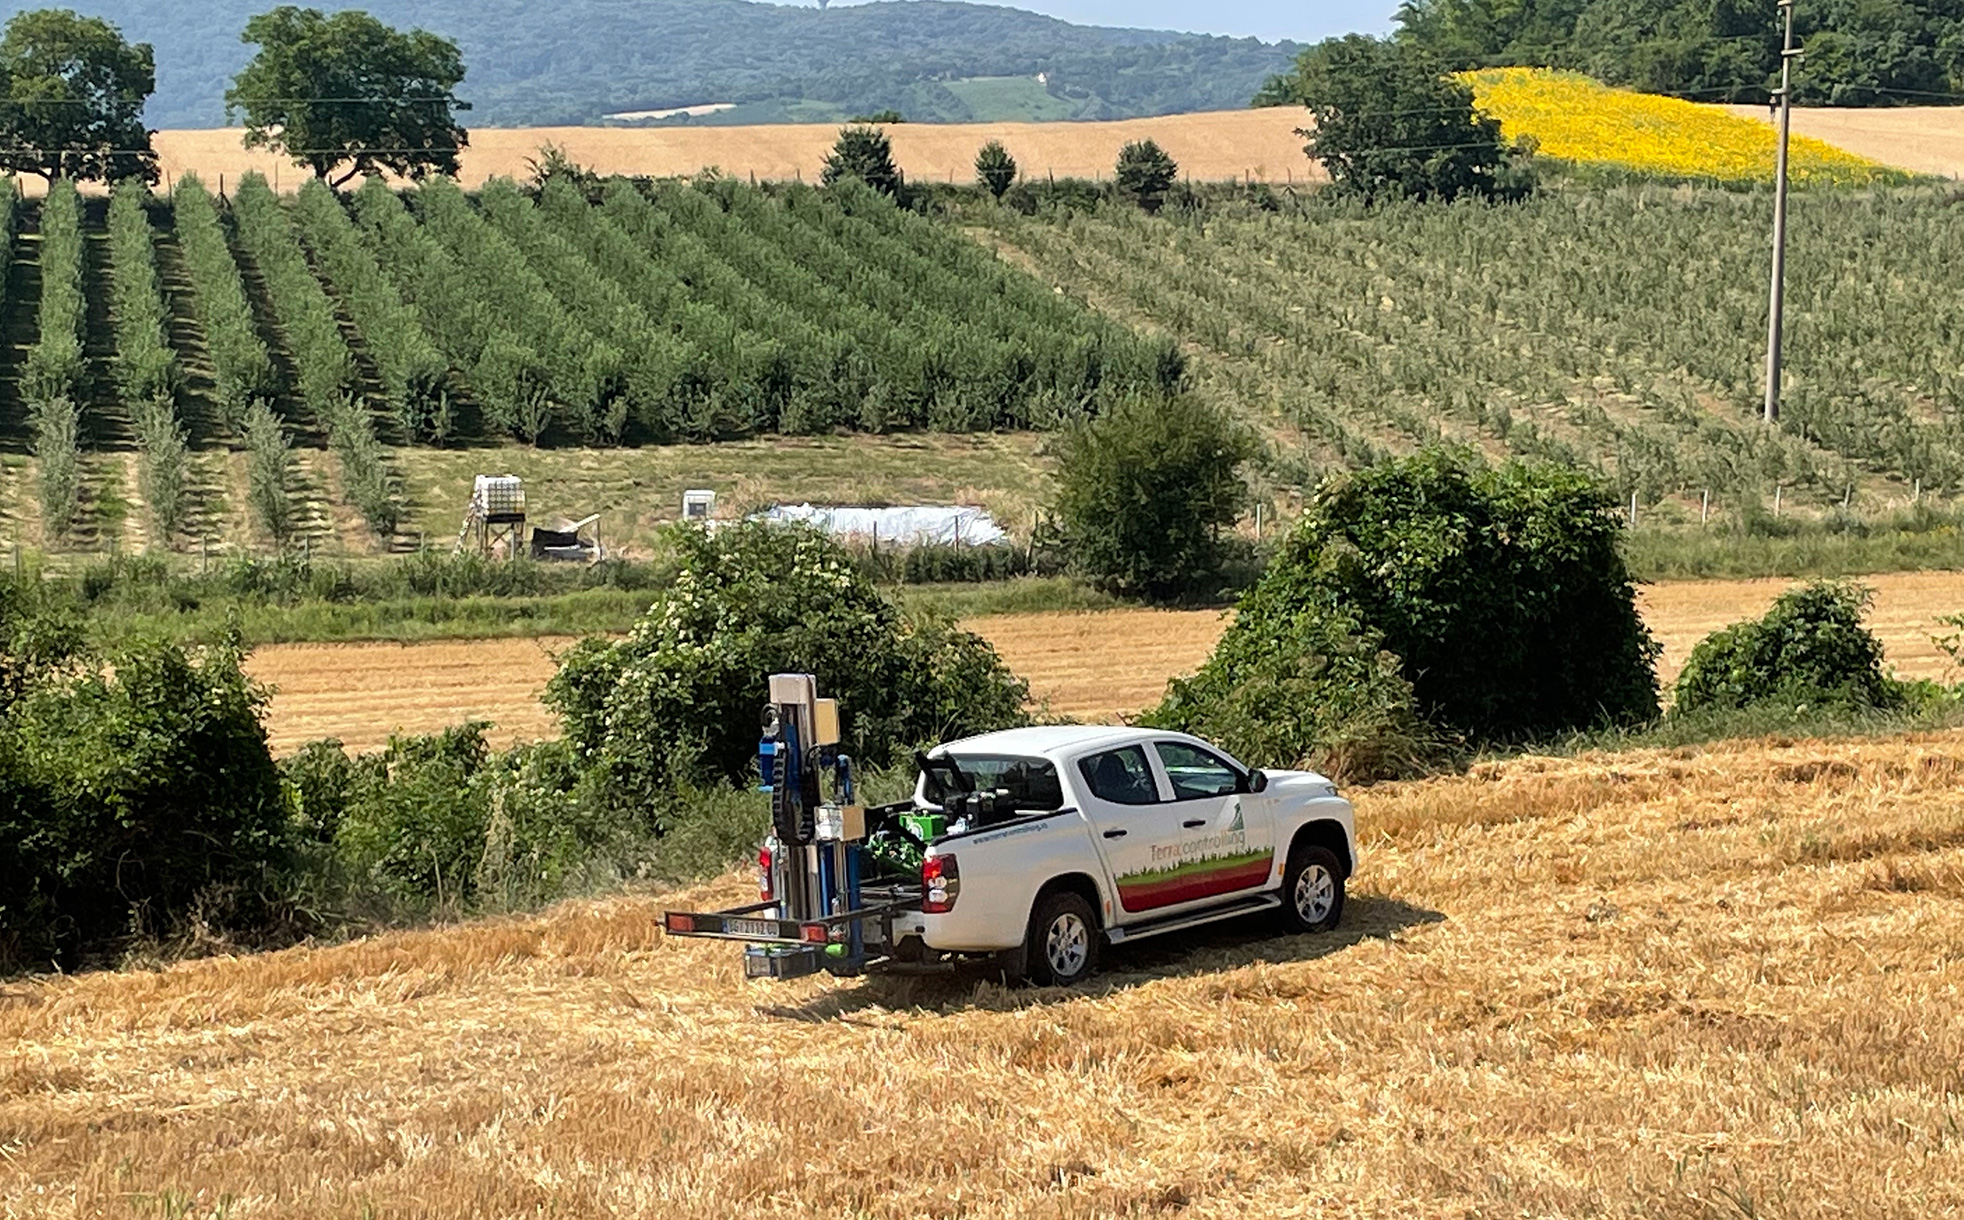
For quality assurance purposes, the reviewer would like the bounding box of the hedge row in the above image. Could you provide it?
[172,174,273,430]
[23,181,84,404]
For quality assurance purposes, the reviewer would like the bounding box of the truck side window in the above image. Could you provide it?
[1156,741,1243,800]
[1078,746,1159,806]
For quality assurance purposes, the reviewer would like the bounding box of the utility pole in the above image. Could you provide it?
[1763,0,1801,425]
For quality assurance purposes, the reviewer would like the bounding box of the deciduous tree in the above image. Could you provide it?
[228,6,469,188]
[1054,394,1250,603]
[1273,35,1533,203]
[0,9,157,184]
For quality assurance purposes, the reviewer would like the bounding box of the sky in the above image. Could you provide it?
[826,0,1400,44]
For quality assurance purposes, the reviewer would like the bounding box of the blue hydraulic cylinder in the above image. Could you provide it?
[845,843,864,960]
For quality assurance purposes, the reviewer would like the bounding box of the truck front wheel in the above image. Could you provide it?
[1026,891,1099,986]
[1279,845,1345,934]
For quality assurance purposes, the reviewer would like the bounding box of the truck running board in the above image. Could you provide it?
[1104,894,1282,946]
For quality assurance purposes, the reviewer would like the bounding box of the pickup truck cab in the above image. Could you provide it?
[891,725,1357,985]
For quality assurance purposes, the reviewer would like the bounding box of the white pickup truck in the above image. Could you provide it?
[894,725,1358,984]
[664,719,1357,986]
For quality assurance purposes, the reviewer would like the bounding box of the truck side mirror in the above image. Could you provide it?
[1248,770,1268,794]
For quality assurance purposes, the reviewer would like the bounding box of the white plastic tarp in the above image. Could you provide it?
[753,504,1008,546]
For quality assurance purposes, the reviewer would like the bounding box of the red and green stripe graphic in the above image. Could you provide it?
[1117,849,1274,911]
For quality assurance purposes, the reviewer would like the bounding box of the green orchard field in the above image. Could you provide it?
[1,166,1962,559]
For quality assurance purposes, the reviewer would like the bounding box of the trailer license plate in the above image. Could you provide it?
[726,918,776,938]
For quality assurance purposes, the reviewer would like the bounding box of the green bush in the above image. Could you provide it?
[1145,590,1430,782]
[1054,394,1249,602]
[0,623,286,969]
[975,140,1017,198]
[285,728,761,917]
[546,521,1029,804]
[1114,139,1178,212]
[1151,451,1661,771]
[1675,581,1904,713]
[822,124,904,197]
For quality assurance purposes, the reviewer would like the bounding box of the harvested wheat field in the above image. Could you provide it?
[144,109,1320,197]
[1723,103,1964,178]
[244,572,1964,753]
[970,608,1229,721]
[1638,568,1964,688]
[245,637,575,754]
[6,728,1964,1216]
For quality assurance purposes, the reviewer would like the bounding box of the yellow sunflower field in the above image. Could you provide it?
[1464,67,1901,186]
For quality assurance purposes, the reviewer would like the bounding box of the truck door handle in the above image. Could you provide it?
[1182,819,1207,829]
[1102,829,1127,839]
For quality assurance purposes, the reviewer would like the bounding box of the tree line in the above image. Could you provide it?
[0,5,467,188]
[1384,0,1963,108]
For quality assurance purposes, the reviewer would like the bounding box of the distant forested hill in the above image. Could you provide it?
[22,0,1300,128]
[1391,0,1963,107]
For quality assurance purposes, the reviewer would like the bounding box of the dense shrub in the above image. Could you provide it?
[0,617,285,970]
[1114,139,1178,212]
[1151,451,1660,771]
[1676,581,1904,713]
[1145,591,1430,782]
[547,522,1029,804]
[975,140,1017,198]
[1054,394,1248,602]
[822,125,904,197]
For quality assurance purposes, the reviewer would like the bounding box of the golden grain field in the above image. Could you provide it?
[244,571,1964,754]
[1723,102,1964,179]
[1468,68,1900,184]
[6,726,1963,1217]
[138,109,1319,198]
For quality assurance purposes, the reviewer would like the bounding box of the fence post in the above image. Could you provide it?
[1628,492,1638,528]
[1701,489,1710,525]
[1774,485,1782,517]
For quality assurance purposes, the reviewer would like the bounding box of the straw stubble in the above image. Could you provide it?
[5,728,1962,1215]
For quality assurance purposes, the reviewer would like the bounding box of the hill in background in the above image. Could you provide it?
[18,0,1302,128]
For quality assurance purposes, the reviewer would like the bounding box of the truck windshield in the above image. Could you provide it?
[924,755,1065,811]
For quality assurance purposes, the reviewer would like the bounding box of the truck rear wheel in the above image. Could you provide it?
[1026,891,1099,986]
[1279,845,1345,934]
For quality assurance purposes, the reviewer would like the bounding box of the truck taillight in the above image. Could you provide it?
[758,845,774,901]
[921,854,959,914]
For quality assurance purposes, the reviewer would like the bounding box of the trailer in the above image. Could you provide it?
[663,674,937,980]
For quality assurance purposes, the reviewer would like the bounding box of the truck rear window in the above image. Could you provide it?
[924,755,1065,811]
